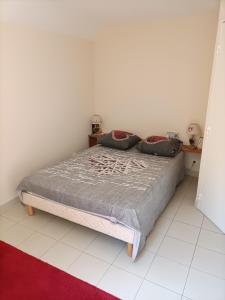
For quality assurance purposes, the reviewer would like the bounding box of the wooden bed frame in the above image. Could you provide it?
[22,192,134,257]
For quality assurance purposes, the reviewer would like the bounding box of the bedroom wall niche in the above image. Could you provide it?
[94,13,218,174]
[0,23,94,205]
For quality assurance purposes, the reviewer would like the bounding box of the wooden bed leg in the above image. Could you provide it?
[27,205,34,216]
[127,243,133,257]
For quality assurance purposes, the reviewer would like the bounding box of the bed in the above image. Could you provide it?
[17,145,184,259]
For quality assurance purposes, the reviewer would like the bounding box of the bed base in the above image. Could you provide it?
[22,193,134,257]
[27,205,34,216]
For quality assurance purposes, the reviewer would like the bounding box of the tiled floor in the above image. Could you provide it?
[1,176,225,300]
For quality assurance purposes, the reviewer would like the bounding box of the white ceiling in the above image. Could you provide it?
[0,0,219,39]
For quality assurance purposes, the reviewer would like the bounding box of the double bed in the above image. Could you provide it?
[17,145,184,259]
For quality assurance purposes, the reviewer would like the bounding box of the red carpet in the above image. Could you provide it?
[0,241,118,300]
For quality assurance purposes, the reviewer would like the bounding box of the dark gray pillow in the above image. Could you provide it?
[137,136,183,157]
[99,130,141,150]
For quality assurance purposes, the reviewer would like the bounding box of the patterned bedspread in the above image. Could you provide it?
[17,145,184,259]
[40,146,172,191]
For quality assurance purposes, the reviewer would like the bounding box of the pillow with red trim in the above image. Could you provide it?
[137,136,182,157]
[99,130,141,150]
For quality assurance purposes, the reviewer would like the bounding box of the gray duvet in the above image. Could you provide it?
[17,145,184,259]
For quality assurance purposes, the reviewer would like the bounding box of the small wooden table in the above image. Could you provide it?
[182,145,202,154]
[88,133,105,147]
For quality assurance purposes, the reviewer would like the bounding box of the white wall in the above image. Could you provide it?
[0,23,93,205]
[94,14,218,173]
[0,13,218,205]
[197,0,225,232]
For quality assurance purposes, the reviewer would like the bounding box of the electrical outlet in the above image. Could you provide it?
[191,160,197,168]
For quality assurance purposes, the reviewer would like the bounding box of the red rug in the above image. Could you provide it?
[0,241,118,300]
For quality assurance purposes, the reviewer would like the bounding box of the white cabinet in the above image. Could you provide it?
[197,0,225,233]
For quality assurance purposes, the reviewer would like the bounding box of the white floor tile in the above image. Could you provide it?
[1,201,27,221]
[202,217,223,234]
[169,197,183,208]
[182,185,197,203]
[0,224,33,246]
[68,253,109,285]
[135,280,181,300]
[158,237,195,265]
[170,188,185,203]
[85,233,124,263]
[38,217,74,240]
[198,229,225,255]
[182,196,195,207]
[61,224,98,250]
[175,204,203,227]
[182,188,196,202]
[0,216,15,235]
[184,269,225,300]
[145,230,165,253]
[20,210,54,231]
[18,232,56,257]
[162,202,180,219]
[41,242,81,271]
[192,247,225,279]
[167,221,200,244]
[146,256,189,294]
[113,247,154,278]
[154,217,172,235]
[98,266,142,300]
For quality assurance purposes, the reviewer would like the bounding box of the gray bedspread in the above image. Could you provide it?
[17,145,184,259]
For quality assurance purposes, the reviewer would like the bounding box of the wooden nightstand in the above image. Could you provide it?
[182,145,202,154]
[88,133,105,147]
